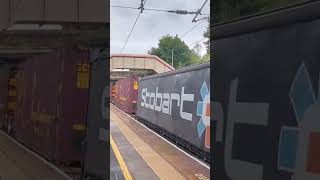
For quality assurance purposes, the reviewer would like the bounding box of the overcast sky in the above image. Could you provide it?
[111,0,210,56]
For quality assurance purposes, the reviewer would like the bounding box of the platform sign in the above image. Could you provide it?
[82,49,109,180]
[212,3,320,180]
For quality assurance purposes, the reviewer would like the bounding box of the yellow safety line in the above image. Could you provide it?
[110,134,133,180]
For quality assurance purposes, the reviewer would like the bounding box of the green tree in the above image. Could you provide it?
[193,43,202,56]
[191,43,210,64]
[148,34,196,68]
[190,48,201,64]
[201,53,210,62]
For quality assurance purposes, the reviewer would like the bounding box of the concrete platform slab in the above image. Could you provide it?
[0,131,71,180]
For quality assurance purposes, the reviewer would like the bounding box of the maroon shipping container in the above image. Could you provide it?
[15,60,34,148]
[14,46,90,164]
[0,65,9,129]
[110,82,116,103]
[113,75,139,114]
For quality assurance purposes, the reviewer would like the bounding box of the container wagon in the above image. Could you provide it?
[136,62,210,161]
[14,46,90,165]
[112,75,139,114]
[212,1,320,179]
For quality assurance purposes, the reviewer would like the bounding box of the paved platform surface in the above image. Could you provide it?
[0,131,71,180]
[110,104,210,180]
[110,146,125,180]
[111,118,159,180]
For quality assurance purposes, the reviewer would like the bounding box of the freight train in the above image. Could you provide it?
[0,45,90,165]
[111,62,210,162]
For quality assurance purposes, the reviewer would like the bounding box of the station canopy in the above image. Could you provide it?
[0,0,109,63]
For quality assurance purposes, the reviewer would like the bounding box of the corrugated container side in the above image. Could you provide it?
[114,75,138,114]
[0,65,9,129]
[128,75,138,113]
[32,51,61,160]
[110,82,116,103]
[14,46,90,163]
[131,75,139,113]
[114,78,125,112]
[113,83,119,105]
[55,48,89,162]
[15,60,36,149]
[14,52,60,160]
[6,67,19,134]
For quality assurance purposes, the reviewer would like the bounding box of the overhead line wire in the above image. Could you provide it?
[111,5,201,14]
[119,0,148,53]
[120,12,141,53]
[180,19,206,38]
[192,0,209,22]
[111,5,138,10]
[189,38,207,47]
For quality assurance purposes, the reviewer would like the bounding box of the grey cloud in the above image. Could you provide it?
[111,0,210,54]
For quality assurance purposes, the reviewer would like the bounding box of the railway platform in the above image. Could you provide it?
[110,104,210,180]
[0,131,72,180]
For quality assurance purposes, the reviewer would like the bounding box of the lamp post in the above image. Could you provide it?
[171,49,174,67]
[165,48,175,68]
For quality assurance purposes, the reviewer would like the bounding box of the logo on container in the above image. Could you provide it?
[140,86,195,121]
[196,82,210,149]
[278,63,320,179]
[212,63,319,180]
[140,81,211,146]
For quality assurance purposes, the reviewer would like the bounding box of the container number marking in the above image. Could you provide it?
[133,81,138,90]
[76,64,90,89]
[77,64,90,72]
